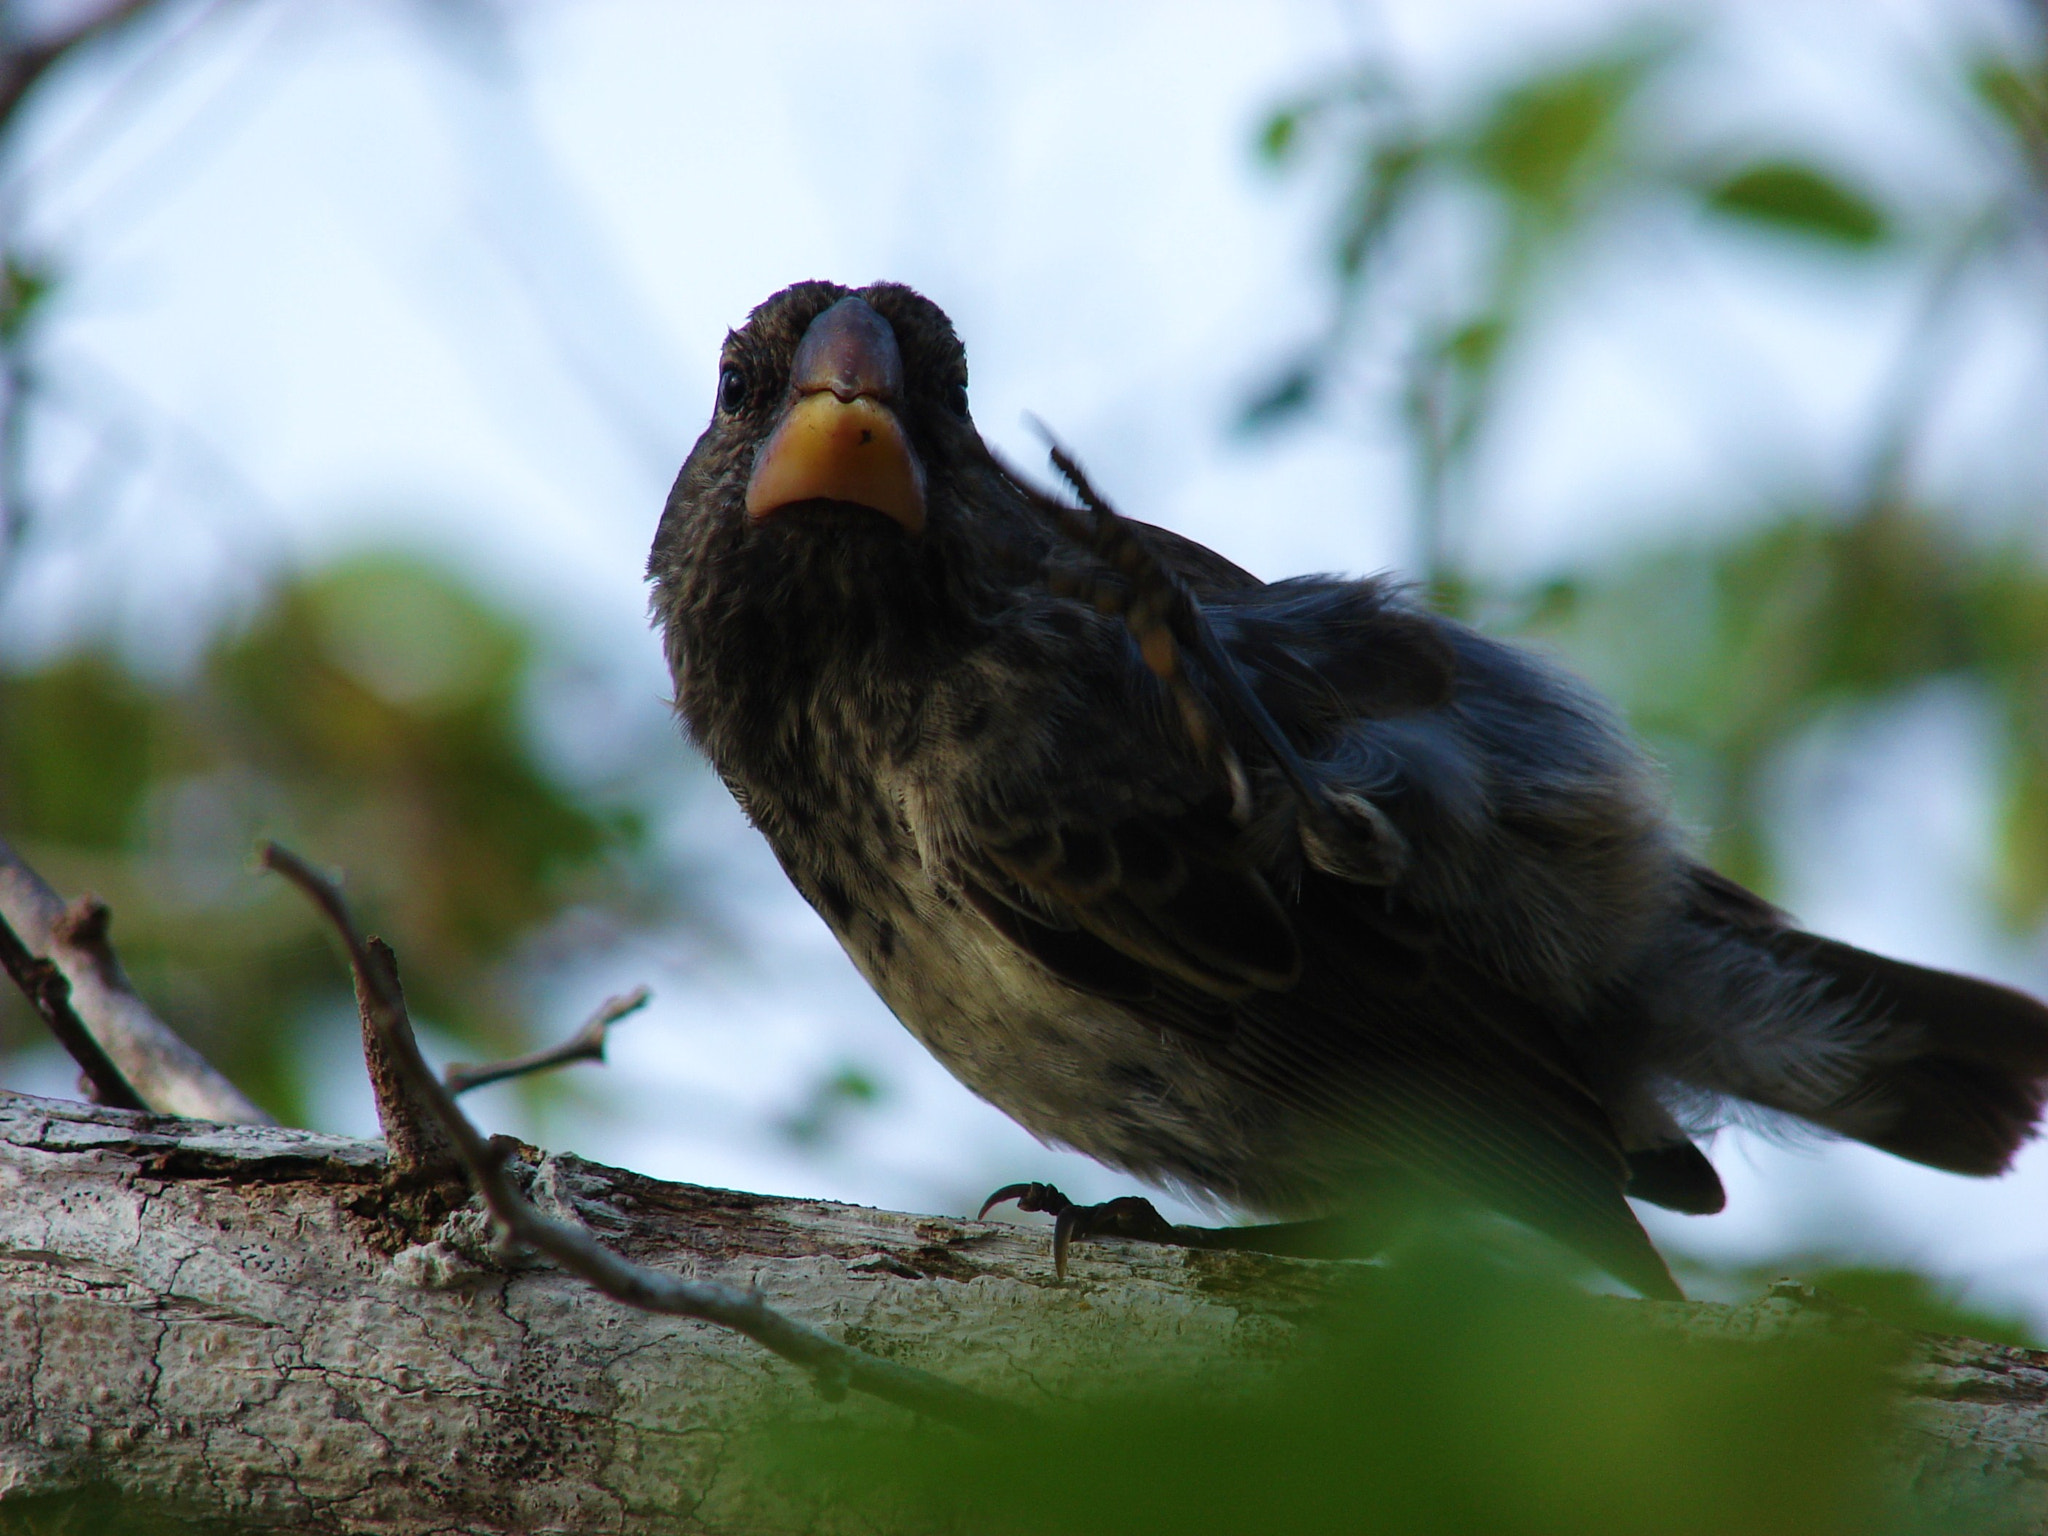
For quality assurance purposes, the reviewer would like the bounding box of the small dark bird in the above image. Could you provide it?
[648,280,2048,1299]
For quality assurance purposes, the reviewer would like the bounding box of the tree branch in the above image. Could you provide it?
[258,840,1021,1438]
[0,1091,2040,1533]
[0,834,269,1123]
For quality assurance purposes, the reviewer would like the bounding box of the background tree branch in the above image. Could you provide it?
[0,834,268,1123]
[0,906,141,1108]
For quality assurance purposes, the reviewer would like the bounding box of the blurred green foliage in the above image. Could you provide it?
[1702,160,1889,246]
[1523,507,2048,906]
[1778,1262,2040,1349]
[1252,9,2048,908]
[778,1061,885,1148]
[0,553,663,1122]
[755,1237,2022,1536]
[1250,26,1897,595]
[0,254,52,348]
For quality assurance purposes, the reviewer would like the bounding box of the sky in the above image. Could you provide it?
[8,0,2048,1325]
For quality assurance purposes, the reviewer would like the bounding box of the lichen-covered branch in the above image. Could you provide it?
[0,1094,1328,1533]
[0,1094,2042,1533]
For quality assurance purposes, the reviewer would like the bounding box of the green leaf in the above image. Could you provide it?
[1445,314,1508,376]
[1256,109,1300,164]
[757,1234,1925,1536]
[1464,39,1673,216]
[1236,361,1319,434]
[1970,58,2048,150]
[0,255,56,345]
[1702,161,1888,248]
[779,1063,886,1147]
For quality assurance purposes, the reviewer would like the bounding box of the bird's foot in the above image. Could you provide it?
[980,1185,1392,1277]
[977,1182,1185,1278]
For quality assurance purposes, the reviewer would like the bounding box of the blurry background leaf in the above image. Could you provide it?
[1461,35,1672,220]
[777,1062,885,1149]
[1236,355,1322,433]
[1971,56,2048,148]
[1700,160,1890,247]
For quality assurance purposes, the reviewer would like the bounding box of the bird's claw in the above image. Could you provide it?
[977,1180,1071,1221]
[977,1183,1181,1278]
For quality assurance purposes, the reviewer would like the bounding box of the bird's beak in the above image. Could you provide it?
[745,296,928,536]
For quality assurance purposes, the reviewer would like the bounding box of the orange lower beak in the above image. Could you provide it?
[744,392,927,536]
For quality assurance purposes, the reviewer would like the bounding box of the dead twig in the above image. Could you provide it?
[356,936,465,1183]
[0,907,145,1110]
[444,986,650,1096]
[258,841,1021,1437]
[0,835,268,1123]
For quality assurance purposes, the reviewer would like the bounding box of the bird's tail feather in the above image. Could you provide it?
[1769,932,2048,1176]
[1651,871,2048,1177]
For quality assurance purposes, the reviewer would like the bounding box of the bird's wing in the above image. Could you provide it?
[930,473,1667,1288]
[950,777,1670,1292]
[1121,516,1264,598]
[1233,877,1677,1297]
[955,791,1302,1014]
[920,632,1669,1294]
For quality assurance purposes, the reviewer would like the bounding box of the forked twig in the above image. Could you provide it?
[0,908,146,1111]
[258,842,1018,1436]
[443,986,651,1096]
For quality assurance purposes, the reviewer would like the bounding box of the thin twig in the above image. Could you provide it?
[0,0,162,129]
[444,986,651,1096]
[0,835,268,1123]
[257,842,1020,1436]
[0,908,145,1110]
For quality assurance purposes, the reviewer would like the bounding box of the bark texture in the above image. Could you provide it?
[0,1091,2041,1534]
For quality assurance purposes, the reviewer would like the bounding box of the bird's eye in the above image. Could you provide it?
[718,365,748,414]
[944,380,969,419]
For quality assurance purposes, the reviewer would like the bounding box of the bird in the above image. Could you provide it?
[647,279,2048,1300]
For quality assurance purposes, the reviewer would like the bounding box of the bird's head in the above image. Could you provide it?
[649,281,1035,747]
[729,282,963,536]
[656,280,990,545]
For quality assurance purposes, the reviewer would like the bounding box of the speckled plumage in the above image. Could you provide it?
[649,281,2048,1299]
